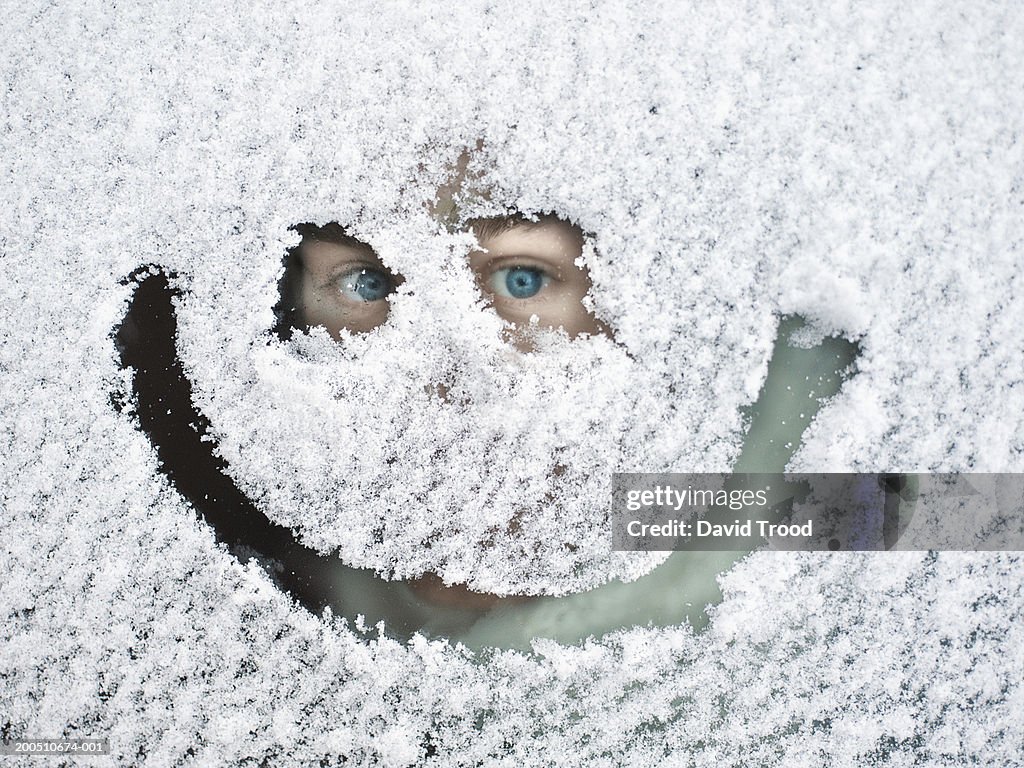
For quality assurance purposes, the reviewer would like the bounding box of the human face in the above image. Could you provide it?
[291,216,606,346]
[289,216,608,611]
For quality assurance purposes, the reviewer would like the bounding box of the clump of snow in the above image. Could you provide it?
[2,0,1023,764]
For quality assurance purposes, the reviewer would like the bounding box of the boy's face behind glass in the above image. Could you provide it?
[293,216,606,348]
[289,215,609,609]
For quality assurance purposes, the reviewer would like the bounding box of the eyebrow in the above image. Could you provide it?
[469,215,546,244]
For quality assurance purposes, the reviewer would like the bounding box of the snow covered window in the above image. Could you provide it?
[3,2,1022,764]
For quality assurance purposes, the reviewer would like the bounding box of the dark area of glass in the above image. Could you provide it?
[275,247,303,342]
[115,267,342,614]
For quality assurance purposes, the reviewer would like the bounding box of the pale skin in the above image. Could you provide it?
[291,215,607,609]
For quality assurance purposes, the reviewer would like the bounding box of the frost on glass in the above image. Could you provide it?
[2,0,1023,765]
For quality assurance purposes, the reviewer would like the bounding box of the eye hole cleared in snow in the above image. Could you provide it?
[278,215,609,350]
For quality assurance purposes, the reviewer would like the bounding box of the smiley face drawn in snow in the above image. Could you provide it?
[117,202,868,651]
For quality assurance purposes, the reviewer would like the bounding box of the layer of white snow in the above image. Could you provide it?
[2,0,1022,764]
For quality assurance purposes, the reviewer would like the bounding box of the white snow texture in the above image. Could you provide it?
[2,0,1023,765]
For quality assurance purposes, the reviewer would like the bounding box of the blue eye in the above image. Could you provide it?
[339,267,393,302]
[491,266,550,299]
